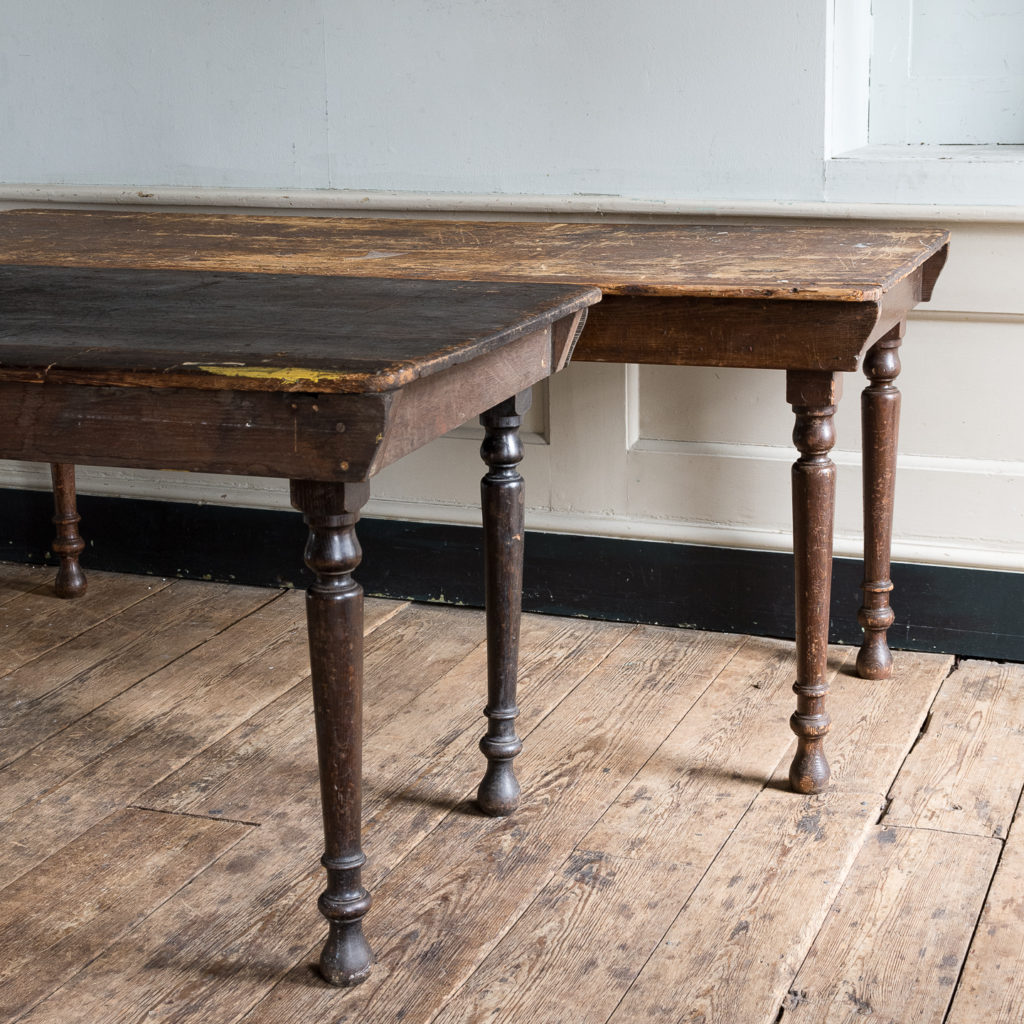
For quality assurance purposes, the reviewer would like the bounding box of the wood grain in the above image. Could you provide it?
[0,210,947,372]
[576,293,887,371]
[597,647,953,1024]
[784,826,1000,1023]
[433,637,827,1024]
[0,210,949,302]
[139,611,624,824]
[0,591,315,885]
[1,575,1017,1024]
[0,579,274,775]
[606,786,878,1024]
[768,649,955,794]
[0,569,171,679]
[0,265,598,393]
[0,381,391,481]
[884,659,1024,837]
[48,461,87,598]
[136,601,490,818]
[0,562,63,609]
[12,613,644,1024]
[0,807,249,1022]
[787,370,841,794]
[0,592,402,830]
[856,324,905,681]
[947,809,1024,1024]
[237,626,744,1024]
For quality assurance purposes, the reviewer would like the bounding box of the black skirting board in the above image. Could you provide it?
[1,487,1021,663]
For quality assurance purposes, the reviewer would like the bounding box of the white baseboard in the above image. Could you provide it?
[3,459,1021,573]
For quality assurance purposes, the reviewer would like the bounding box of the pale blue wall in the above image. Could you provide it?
[2,0,829,199]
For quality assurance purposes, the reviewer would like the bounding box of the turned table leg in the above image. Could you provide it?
[290,478,373,987]
[49,463,87,598]
[857,323,904,680]
[476,391,530,817]
[787,371,841,795]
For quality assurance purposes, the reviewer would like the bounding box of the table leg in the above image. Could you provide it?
[49,463,87,598]
[290,478,373,987]
[476,391,530,817]
[787,371,841,794]
[857,323,904,680]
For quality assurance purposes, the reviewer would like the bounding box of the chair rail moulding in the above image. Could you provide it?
[2,183,1024,222]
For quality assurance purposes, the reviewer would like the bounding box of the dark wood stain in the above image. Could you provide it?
[0,251,599,988]
[0,209,948,302]
[0,265,597,393]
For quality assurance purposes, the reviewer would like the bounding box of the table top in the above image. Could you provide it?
[0,209,949,303]
[0,265,598,393]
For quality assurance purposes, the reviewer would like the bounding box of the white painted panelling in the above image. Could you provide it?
[6,186,1024,223]
[2,3,1021,209]
[894,317,1024,460]
[826,0,871,155]
[0,0,1021,572]
[0,461,295,510]
[638,366,794,450]
[635,317,1024,463]
[826,0,1024,206]
[920,220,1024,315]
[623,442,1024,569]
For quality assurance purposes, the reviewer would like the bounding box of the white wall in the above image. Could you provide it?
[1,2,1022,573]
[3,0,828,200]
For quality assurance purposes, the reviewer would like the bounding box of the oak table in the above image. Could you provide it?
[0,262,597,985]
[0,210,949,797]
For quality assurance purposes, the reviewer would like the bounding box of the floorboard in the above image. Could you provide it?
[885,658,1024,838]
[783,825,1000,1023]
[946,790,1024,1024]
[0,807,250,1022]
[1,563,1022,1024]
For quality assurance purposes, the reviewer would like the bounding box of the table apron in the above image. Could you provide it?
[574,274,922,371]
[371,324,559,473]
[0,382,391,480]
[0,325,563,481]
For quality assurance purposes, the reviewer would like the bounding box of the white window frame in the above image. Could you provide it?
[825,0,1024,206]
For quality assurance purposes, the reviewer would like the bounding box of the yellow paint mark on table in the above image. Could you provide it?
[191,364,346,386]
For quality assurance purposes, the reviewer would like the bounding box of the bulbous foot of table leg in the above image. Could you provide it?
[856,635,894,681]
[319,917,374,987]
[856,604,895,680]
[786,733,827,794]
[476,733,522,817]
[54,560,88,599]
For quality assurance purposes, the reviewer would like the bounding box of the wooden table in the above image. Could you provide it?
[0,210,949,800]
[0,261,597,985]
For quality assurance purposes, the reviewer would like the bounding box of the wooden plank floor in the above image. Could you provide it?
[1,562,1021,1024]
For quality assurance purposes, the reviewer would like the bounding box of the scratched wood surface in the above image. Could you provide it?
[0,209,948,302]
[946,805,1024,1024]
[1,563,1020,1024]
[783,826,1000,1023]
[0,265,597,392]
[883,658,1024,838]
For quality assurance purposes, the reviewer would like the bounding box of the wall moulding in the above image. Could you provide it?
[2,453,1021,573]
[1,183,1023,224]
